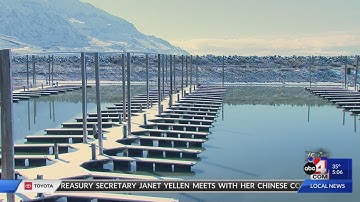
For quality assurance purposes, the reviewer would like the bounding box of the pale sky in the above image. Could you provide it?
[81,0,360,55]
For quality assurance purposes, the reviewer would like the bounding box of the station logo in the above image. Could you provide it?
[304,157,329,180]
[304,150,330,180]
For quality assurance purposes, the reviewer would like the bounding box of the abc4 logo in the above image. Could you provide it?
[304,157,328,175]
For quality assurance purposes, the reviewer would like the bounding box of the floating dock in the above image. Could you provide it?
[0,84,227,201]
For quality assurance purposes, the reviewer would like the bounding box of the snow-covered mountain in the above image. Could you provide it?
[0,0,188,54]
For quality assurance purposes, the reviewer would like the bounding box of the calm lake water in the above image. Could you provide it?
[142,86,360,202]
[1,86,359,202]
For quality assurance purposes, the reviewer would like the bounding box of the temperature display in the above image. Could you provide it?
[328,159,352,180]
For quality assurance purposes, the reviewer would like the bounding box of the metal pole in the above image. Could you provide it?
[222,56,225,87]
[54,143,59,159]
[190,55,193,93]
[169,54,173,107]
[81,52,87,143]
[144,114,147,125]
[181,55,184,97]
[146,54,149,109]
[122,54,126,122]
[186,56,188,87]
[173,55,176,94]
[123,125,127,139]
[48,55,51,85]
[196,55,199,86]
[162,55,165,100]
[0,49,15,202]
[158,54,161,114]
[127,53,131,136]
[26,55,29,90]
[51,55,54,85]
[32,55,35,86]
[344,56,348,89]
[309,56,312,88]
[91,143,96,160]
[94,53,103,155]
[355,55,359,91]
[165,55,168,84]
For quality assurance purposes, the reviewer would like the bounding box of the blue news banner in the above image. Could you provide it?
[0,159,352,193]
[299,158,352,193]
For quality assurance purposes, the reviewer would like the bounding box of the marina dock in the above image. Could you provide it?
[0,84,227,201]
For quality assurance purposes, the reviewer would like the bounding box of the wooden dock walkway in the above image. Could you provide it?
[0,84,227,201]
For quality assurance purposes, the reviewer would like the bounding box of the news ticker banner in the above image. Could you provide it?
[0,179,352,193]
[0,158,351,194]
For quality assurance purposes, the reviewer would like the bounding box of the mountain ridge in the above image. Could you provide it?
[0,0,188,54]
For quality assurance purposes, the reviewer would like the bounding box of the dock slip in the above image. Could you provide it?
[0,85,227,201]
[305,87,360,115]
[10,85,91,102]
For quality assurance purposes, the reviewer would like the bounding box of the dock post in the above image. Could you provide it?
[169,55,173,107]
[94,52,103,155]
[54,143,59,159]
[222,55,225,87]
[26,55,29,90]
[119,114,122,124]
[121,54,126,122]
[150,99,153,108]
[0,49,15,202]
[309,56,312,88]
[143,114,147,125]
[127,53,131,136]
[41,84,43,89]
[177,93,180,102]
[36,175,43,197]
[51,55,54,85]
[91,143,96,160]
[48,55,51,86]
[93,124,98,139]
[81,52,88,143]
[32,55,36,86]
[344,56,348,89]
[146,54,149,109]
[158,54,162,114]
[23,86,26,92]
[181,55,184,97]
[160,104,163,113]
[355,55,359,91]
[185,56,188,87]
[162,55,165,100]
[123,125,127,138]
[165,55,168,84]
[196,55,199,87]
[190,55,193,93]
[140,104,143,112]
[173,55,176,94]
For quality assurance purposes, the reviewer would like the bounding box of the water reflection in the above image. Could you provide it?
[354,114,357,133]
[1,85,147,144]
[221,103,224,121]
[27,101,30,130]
[224,86,328,106]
